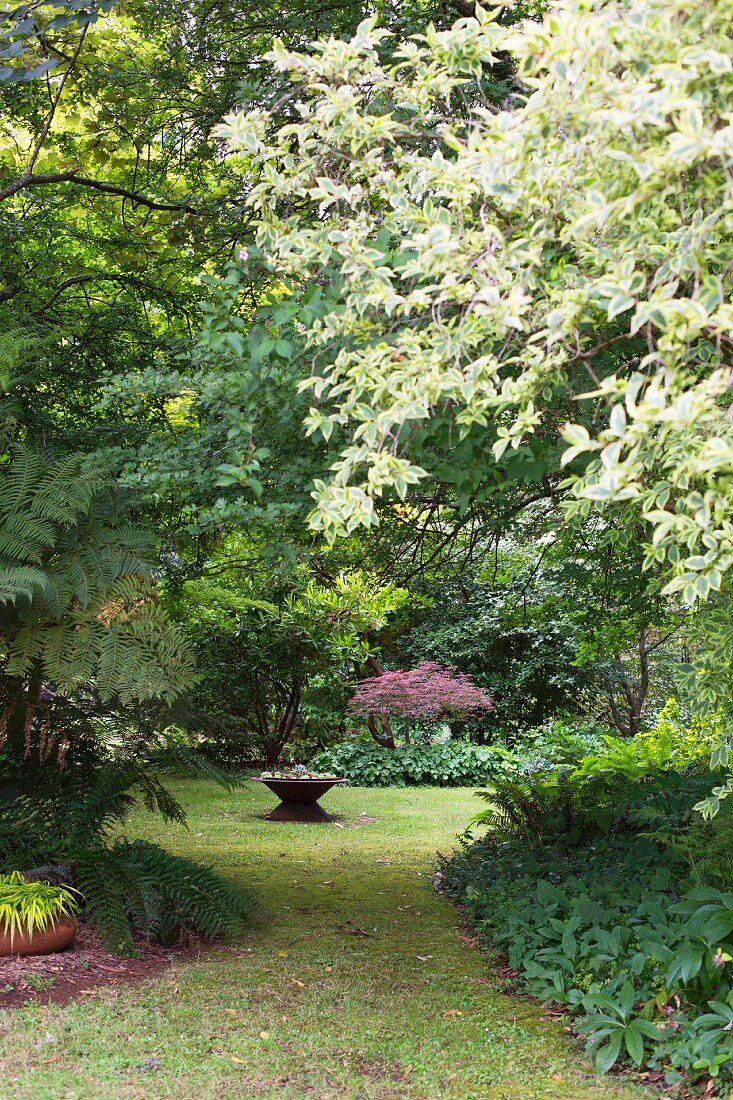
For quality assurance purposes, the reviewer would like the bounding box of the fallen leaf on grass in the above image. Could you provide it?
[338,925,373,937]
[290,978,305,988]
[416,955,432,962]
[457,934,477,947]
[441,1009,463,1018]
[639,1070,667,1084]
[258,1031,270,1041]
[223,1008,238,1017]
[231,1056,246,1065]
[276,951,288,958]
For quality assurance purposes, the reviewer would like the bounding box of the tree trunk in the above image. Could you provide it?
[366,714,396,750]
[606,630,650,737]
[264,679,302,765]
[356,656,396,749]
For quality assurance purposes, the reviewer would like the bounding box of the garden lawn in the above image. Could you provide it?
[0,782,646,1100]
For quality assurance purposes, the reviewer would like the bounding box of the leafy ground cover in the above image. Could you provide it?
[441,726,733,1094]
[0,782,644,1100]
[312,739,514,787]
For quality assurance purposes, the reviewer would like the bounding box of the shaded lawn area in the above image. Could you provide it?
[0,782,646,1100]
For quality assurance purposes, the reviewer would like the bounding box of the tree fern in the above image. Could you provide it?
[0,404,249,954]
[0,442,195,760]
[0,566,47,603]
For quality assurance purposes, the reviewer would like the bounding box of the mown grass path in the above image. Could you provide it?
[1,782,646,1099]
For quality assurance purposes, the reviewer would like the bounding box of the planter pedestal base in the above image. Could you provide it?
[252,776,346,824]
[267,800,334,823]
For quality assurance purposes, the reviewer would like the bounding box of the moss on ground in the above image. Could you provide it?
[0,782,647,1099]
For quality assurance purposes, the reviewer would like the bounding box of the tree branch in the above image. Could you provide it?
[0,170,201,213]
[25,25,88,180]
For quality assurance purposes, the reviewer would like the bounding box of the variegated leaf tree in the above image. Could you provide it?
[217,0,733,810]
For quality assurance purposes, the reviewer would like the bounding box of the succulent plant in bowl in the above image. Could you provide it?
[259,764,340,780]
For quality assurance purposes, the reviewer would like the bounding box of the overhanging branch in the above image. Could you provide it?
[0,170,201,214]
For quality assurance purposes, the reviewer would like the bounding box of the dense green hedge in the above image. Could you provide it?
[311,739,513,787]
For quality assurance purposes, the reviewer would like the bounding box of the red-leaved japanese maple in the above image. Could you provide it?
[349,662,493,734]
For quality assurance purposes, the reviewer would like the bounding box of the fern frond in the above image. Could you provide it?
[0,444,44,515]
[0,511,56,562]
[0,565,48,603]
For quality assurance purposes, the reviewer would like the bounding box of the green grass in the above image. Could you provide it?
[0,782,647,1099]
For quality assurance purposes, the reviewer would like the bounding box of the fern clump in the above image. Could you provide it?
[0,731,254,952]
[71,840,254,954]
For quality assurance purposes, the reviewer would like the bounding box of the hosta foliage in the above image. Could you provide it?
[312,737,513,787]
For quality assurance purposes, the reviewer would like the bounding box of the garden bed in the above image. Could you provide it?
[0,921,198,1009]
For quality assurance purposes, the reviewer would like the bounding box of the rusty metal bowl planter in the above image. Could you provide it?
[252,775,347,822]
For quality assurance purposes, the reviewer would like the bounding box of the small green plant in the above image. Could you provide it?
[0,872,79,950]
[23,974,56,992]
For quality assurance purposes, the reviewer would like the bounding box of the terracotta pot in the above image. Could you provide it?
[0,916,77,957]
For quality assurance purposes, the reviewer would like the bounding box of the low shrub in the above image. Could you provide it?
[311,738,514,787]
[442,822,733,1090]
[441,714,733,1093]
[506,719,607,772]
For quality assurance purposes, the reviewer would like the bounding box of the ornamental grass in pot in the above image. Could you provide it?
[0,872,79,957]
